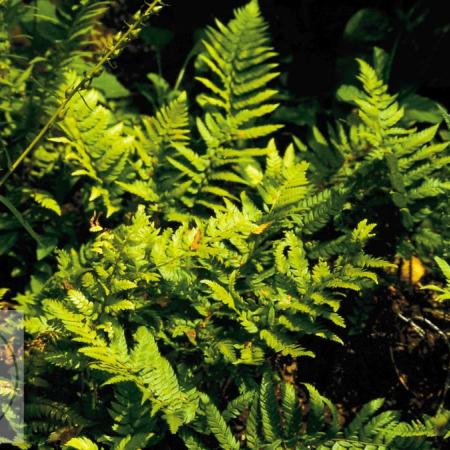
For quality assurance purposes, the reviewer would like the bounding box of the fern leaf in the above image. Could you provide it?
[203,399,241,450]
[64,437,99,450]
[260,371,282,443]
[27,189,62,215]
[201,280,237,311]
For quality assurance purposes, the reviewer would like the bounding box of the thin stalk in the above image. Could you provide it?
[0,0,164,189]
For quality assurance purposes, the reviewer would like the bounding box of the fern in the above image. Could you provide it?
[56,72,134,216]
[129,0,283,215]
[24,188,62,216]
[2,1,448,448]
[422,257,450,302]
[54,1,284,217]
[34,0,112,73]
[202,396,241,450]
[64,436,100,450]
[259,371,282,443]
[305,58,450,260]
[194,372,446,449]
[196,0,281,136]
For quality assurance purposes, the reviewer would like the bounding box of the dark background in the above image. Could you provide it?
[106,0,450,109]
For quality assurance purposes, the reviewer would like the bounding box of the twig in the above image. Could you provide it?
[395,311,426,338]
[389,346,415,395]
[413,315,450,412]
[395,310,450,413]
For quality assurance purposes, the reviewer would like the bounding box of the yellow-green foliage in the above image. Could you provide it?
[0,1,448,448]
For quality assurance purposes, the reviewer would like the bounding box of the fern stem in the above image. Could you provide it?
[0,0,164,189]
[173,46,198,92]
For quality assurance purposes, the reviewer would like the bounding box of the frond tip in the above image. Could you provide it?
[196,0,282,139]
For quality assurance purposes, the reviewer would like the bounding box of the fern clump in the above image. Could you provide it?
[305,58,450,261]
[0,0,448,448]
[21,146,388,443]
[56,0,283,218]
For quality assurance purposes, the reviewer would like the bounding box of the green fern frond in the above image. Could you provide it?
[422,256,450,301]
[107,383,156,448]
[245,393,261,449]
[64,437,100,450]
[25,189,62,216]
[260,329,315,358]
[259,371,282,443]
[136,91,190,161]
[49,1,112,69]
[59,73,133,216]
[202,397,241,450]
[197,0,280,127]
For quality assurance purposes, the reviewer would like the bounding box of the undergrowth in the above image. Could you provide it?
[0,0,449,448]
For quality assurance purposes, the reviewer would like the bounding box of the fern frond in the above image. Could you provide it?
[59,73,134,216]
[197,0,280,130]
[50,1,112,69]
[203,398,241,450]
[259,371,282,443]
[26,189,62,216]
[136,91,190,160]
[64,437,99,450]
[422,256,450,301]
[260,329,315,358]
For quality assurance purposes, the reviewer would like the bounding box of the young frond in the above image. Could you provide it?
[136,91,190,160]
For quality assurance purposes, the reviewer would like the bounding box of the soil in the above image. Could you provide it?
[301,284,450,419]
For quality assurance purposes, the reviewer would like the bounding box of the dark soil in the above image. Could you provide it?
[301,284,450,418]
